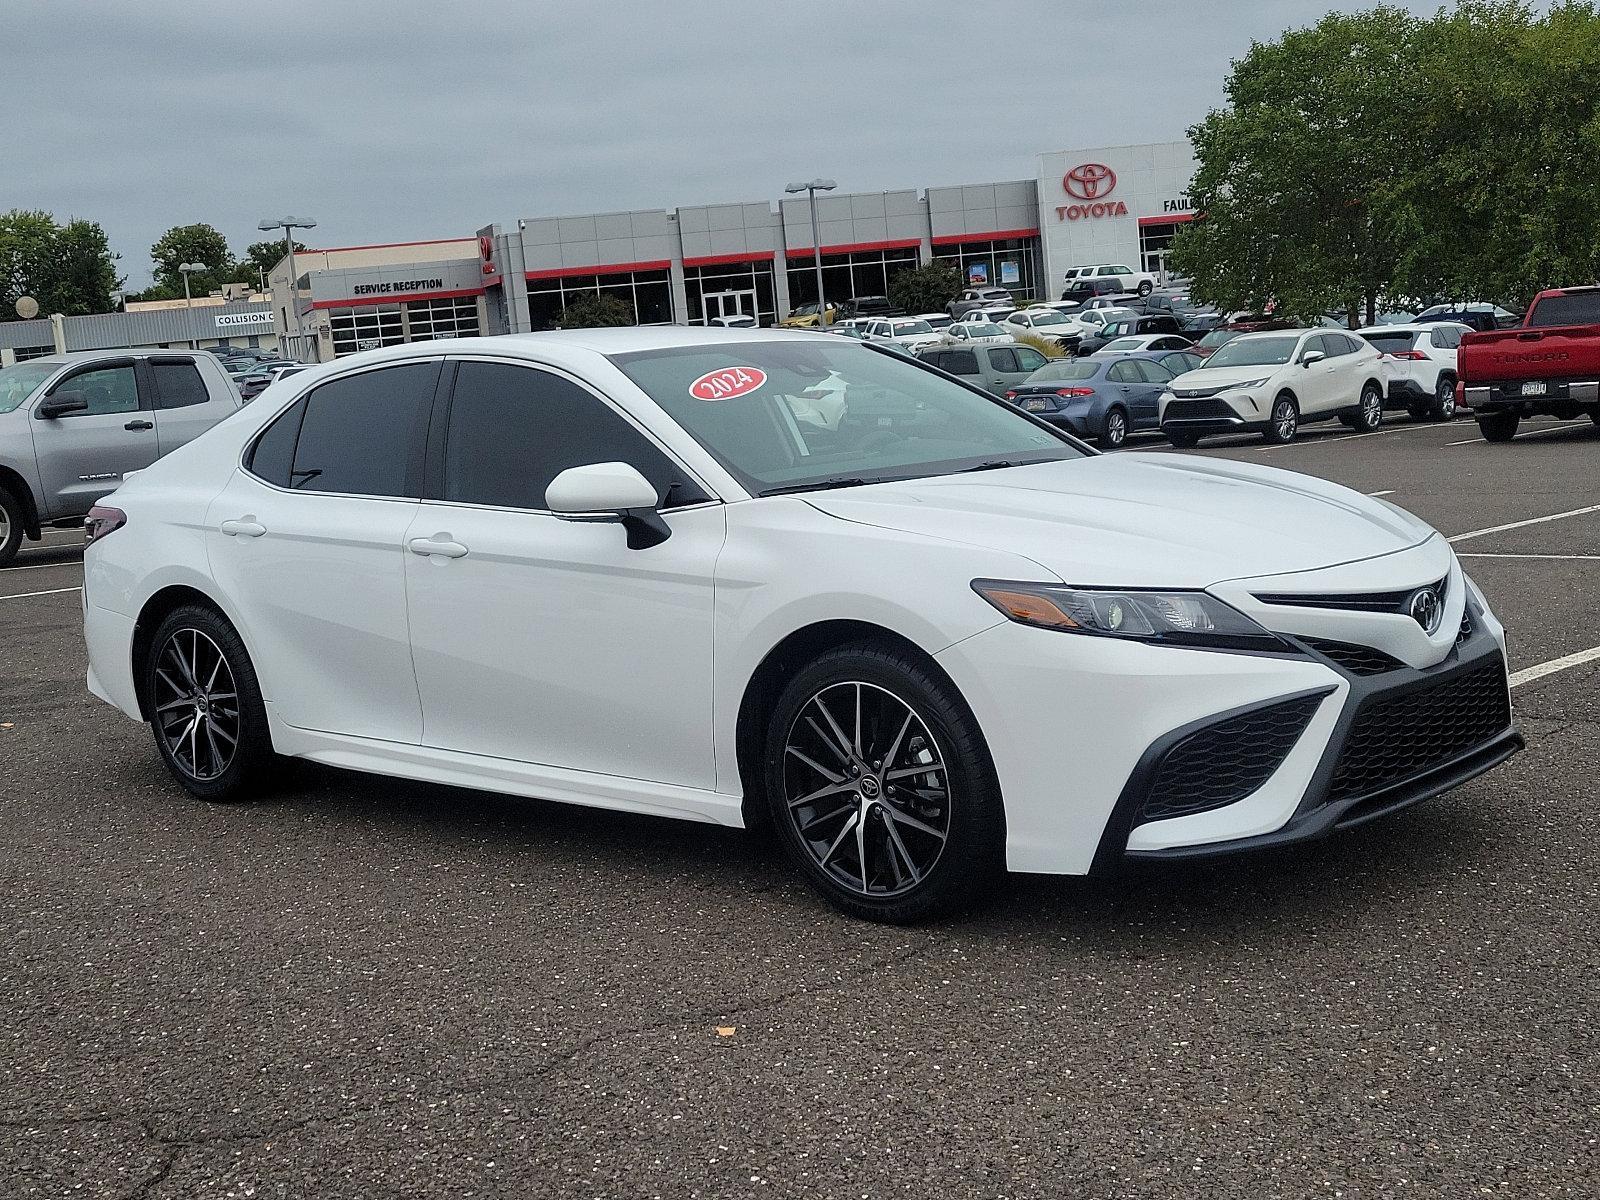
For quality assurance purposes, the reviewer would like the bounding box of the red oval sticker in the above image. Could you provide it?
[689,366,767,401]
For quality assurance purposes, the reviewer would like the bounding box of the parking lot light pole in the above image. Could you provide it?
[258,216,318,357]
[178,263,204,348]
[786,179,836,327]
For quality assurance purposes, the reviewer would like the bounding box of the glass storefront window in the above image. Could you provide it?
[684,260,778,325]
[525,269,675,329]
[785,247,920,309]
[931,238,1041,302]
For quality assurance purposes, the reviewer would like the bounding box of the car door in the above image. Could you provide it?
[205,359,439,744]
[1129,358,1175,429]
[1321,332,1369,409]
[1295,334,1342,414]
[983,346,1030,394]
[401,357,724,788]
[28,358,159,519]
[1104,359,1145,419]
[147,355,238,455]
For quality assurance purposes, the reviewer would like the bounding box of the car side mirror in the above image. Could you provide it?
[546,461,670,549]
[1300,350,1326,367]
[37,391,89,419]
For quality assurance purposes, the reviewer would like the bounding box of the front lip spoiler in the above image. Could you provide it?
[1121,726,1523,863]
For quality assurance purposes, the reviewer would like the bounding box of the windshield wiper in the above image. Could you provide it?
[761,476,873,496]
[957,459,1025,473]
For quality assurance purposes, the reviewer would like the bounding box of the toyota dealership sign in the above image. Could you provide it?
[1056,162,1129,221]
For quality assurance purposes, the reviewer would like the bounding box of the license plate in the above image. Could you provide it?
[1521,381,1547,396]
[1021,398,1048,411]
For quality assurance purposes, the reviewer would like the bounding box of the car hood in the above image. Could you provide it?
[1169,364,1283,390]
[801,454,1434,588]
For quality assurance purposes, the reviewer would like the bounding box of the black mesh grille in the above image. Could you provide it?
[1163,397,1237,421]
[1303,638,1405,676]
[1328,657,1511,803]
[1140,694,1325,823]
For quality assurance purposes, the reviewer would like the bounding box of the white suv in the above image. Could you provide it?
[1068,264,1159,297]
[860,317,945,353]
[1356,322,1469,421]
[1160,328,1387,447]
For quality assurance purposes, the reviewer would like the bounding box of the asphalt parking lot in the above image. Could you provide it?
[2,416,1596,1199]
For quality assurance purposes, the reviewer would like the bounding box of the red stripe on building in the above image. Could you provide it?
[524,260,673,281]
[783,238,922,259]
[682,251,776,268]
[297,238,478,255]
[929,228,1039,247]
[1137,213,1196,227]
[308,286,485,311]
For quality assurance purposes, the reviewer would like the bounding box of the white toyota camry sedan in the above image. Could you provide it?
[81,329,1522,922]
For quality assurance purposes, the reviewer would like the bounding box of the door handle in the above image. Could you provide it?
[125,419,154,431]
[220,518,266,537]
[408,536,469,559]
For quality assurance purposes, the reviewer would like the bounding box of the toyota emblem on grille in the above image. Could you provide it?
[1408,587,1443,633]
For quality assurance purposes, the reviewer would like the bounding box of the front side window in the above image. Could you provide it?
[1014,347,1048,372]
[287,362,437,497]
[442,362,705,510]
[988,348,1020,373]
[1206,336,1301,368]
[151,360,210,409]
[53,364,140,415]
[0,362,57,414]
[610,340,1082,496]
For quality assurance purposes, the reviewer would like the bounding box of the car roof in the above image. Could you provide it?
[13,347,210,368]
[1354,322,1469,334]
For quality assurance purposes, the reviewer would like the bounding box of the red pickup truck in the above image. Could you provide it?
[1457,286,1600,441]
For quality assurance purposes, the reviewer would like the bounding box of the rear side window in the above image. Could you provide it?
[1107,361,1141,383]
[944,351,979,376]
[1135,359,1174,383]
[288,362,437,497]
[150,360,210,409]
[247,398,307,487]
[442,362,704,510]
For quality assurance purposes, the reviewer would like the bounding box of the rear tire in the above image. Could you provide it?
[0,487,24,568]
[1137,281,1153,297]
[763,643,1005,923]
[1099,407,1128,449]
[1478,412,1520,442]
[1433,376,1457,420]
[143,604,275,802]
[1354,383,1384,431]
[1263,395,1299,444]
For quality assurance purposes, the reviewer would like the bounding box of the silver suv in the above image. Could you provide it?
[0,350,242,565]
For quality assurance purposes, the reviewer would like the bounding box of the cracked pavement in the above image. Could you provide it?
[2,416,1597,1197]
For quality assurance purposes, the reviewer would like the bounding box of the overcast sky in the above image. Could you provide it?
[9,0,1453,288]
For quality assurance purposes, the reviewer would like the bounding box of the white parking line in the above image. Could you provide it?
[1448,424,1590,448]
[1366,490,1395,497]
[1446,437,1483,447]
[1252,422,1444,452]
[0,559,87,573]
[1510,644,1600,689]
[0,586,81,602]
[1459,553,1600,561]
[1448,504,1600,544]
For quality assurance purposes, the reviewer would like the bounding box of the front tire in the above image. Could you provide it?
[143,604,274,802]
[1478,412,1519,442]
[1263,395,1299,444]
[763,644,1004,923]
[1099,407,1129,449]
[0,487,24,568]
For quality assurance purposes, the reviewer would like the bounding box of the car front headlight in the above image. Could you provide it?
[1222,377,1271,391]
[972,580,1285,651]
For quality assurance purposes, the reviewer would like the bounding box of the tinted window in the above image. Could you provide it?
[290,362,436,496]
[1107,361,1141,383]
[247,398,307,487]
[1134,359,1175,384]
[988,348,1019,373]
[151,360,210,409]
[945,351,979,376]
[1014,347,1048,372]
[1527,291,1600,328]
[55,364,139,416]
[1360,330,1417,354]
[443,362,703,510]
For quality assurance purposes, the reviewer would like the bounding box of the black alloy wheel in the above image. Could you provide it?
[765,644,1004,922]
[145,604,274,801]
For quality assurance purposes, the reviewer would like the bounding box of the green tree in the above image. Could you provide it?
[41,219,122,315]
[1172,5,1424,324]
[887,261,964,314]
[558,292,635,329]
[0,209,61,319]
[150,223,235,296]
[239,238,305,285]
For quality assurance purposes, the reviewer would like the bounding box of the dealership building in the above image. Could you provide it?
[2,141,1195,365]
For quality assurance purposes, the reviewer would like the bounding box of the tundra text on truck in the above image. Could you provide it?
[1457,285,1600,442]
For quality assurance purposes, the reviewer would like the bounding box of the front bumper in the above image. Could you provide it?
[1159,390,1265,434]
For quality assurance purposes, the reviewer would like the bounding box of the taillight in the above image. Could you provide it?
[84,505,126,546]
[1056,387,1096,397]
[1455,380,1466,406]
[1387,349,1428,360]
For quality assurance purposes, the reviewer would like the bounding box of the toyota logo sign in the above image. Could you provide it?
[1407,587,1443,634]
[1063,162,1117,201]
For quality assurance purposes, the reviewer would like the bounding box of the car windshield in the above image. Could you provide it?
[1196,330,1238,350]
[1028,360,1101,382]
[611,340,1083,495]
[964,323,1003,336]
[1206,335,1301,367]
[0,362,57,413]
[891,320,933,336]
[1027,313,1067,327]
